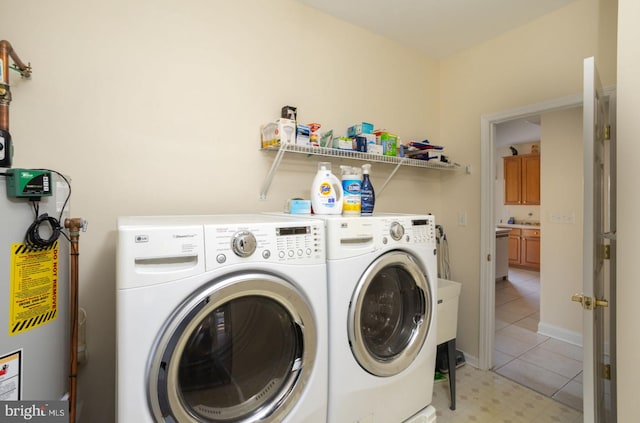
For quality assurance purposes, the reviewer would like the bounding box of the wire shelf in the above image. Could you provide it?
[261,144,460,170]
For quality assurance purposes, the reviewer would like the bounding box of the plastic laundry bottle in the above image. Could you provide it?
[360,164,375,215]
[340,165,361,216]
[310,162,343,214]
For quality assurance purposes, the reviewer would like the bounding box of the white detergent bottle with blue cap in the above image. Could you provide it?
[311,162,343,214]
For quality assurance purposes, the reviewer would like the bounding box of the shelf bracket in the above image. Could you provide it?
[259,143,289,200]
[377,159,406,195]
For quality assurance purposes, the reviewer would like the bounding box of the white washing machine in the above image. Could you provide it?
[116,214,328,423]
[320,213,438,423]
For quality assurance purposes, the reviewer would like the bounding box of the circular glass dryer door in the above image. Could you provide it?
[148,273,317,423]
[348,250,432,377]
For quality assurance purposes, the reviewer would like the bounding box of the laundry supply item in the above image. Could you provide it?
[332,137,354,150]
[360,164,375,215]
[347,122,374,137]
[374,131,398,156]
[286,199,312,214]
[340,166,361,216]
[296,123,311,146]
[310,162,343,214]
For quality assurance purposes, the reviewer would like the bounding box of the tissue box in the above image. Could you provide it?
[378,132,397,156]
[333,137,354,150]
[347,122,374,137]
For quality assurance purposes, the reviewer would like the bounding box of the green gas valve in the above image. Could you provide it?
[5,168,52,198]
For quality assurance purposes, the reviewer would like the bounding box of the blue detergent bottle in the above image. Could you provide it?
[360,164,375,215]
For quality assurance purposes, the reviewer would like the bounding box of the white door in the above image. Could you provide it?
[579,56,614,422]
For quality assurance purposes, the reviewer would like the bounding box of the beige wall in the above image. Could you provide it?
[1,0,622,420]
[439,0,608,359]
[539,107,583,338]
[2,1,442,421]
[616,0,638,419]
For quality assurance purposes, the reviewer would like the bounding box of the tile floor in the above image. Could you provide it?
[493,268,584,412]
[432,365,583,423]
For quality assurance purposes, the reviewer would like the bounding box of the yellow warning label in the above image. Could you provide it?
[9,242,59,336]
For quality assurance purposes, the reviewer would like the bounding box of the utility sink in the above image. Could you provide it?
[437,278,462,345]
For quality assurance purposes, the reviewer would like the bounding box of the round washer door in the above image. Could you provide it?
[148,272,317,423]
[348,250,432,377]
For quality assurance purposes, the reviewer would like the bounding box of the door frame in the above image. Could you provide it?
[478,94,582,370]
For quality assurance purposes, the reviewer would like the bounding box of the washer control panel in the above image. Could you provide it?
[205,220,325,269]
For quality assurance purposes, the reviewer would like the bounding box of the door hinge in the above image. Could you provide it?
[604,124,611,140]
[487,253,492,262]
[604,244,611,260]
[571,294,609,310]
[603,364,611,380]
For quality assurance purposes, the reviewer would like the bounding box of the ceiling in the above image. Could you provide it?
[296,0,578,58]
[495,117,541,148]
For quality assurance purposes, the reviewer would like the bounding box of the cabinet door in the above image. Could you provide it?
[521,229,540,270]
[504,156,522,205]
[508,229,521,265]
[522,155,541,205]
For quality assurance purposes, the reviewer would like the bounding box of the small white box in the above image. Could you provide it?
[367,144,383,155]
[278,118,296,144]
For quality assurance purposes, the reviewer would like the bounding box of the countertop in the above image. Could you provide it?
[495,227,511,236]
[496,223,541,230]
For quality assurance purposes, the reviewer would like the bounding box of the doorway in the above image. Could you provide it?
[478,94,584,390]
[490,111,585,411]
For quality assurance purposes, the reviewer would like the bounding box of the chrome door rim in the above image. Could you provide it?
[148,272,317,422]
[347,251,432,377]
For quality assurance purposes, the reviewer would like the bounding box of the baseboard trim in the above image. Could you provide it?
[537,322,582,347]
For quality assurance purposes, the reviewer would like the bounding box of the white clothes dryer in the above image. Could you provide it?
[116,214,327,423]
[319,213,438,423]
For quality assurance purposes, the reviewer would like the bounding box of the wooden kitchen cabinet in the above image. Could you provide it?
[504,154,540,205]
[501,226,540,271]
[507,228,521,265]
[521,228,541,269]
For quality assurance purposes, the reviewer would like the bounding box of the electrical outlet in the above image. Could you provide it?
[458,210,467,226]
[549,211,576,224]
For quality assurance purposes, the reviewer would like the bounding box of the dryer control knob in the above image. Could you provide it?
[389,222,405,241]
[231,231,257,257]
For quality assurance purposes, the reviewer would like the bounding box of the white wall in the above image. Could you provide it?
[539,107,583,339]
[2,1,443,421]
[615,0,638,419]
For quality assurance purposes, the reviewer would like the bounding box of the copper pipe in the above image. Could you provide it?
[0,40,31,133]
[64,218,85,423]
[0,40,31,81]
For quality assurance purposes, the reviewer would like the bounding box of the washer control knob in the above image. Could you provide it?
[389,222,405,241]
[231,231,257,257]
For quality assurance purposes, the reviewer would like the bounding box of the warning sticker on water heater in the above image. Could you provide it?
[8,242,59,336]
[0,350,22,400]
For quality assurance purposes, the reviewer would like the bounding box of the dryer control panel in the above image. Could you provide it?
[379,215,436,247]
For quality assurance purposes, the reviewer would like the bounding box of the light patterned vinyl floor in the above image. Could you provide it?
[431,365,583,423]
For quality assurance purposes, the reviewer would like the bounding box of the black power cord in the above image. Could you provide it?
[23,169,72,249]
[25,212,63,249]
